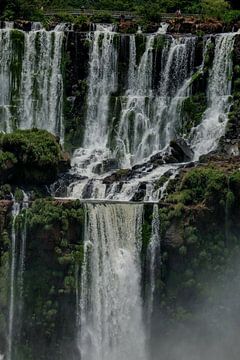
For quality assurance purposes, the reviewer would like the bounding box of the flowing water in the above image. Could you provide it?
[0,29,12,132]
[190,33,236,159]
[0,24,238,360]
[68,30,236,201]
[146,204,161,327]
[8,201,20,360]
[78,203,146,360]
[0,25,64,139]
[84,24,117,148]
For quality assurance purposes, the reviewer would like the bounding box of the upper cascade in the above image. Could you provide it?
[67,26,237,201]
[0,24,238,201]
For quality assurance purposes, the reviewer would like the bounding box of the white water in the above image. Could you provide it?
[8,201,20,360]
[146,204,160,327]
[0,26,64,139]
[0,25,237,202]
[84,24,117,148]
[0,29,12,132]
[68,31,236,201]
[17,192,29,340]
[78,203,147,360]
[19,28,64,140]
[191,33,236,159]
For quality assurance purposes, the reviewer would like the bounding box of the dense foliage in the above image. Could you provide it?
[1,0,240,21]
[0,129,69,185]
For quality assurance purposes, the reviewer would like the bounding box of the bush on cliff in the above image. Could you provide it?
[0,129,69,185]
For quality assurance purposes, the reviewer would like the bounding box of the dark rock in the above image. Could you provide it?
[82,180,94,199]
[51,172,87,197]
[103,169,131,185]
[170,138,194,162]
[92,158,119,175]
[131,183,146,202]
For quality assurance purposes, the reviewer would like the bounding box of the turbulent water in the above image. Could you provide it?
[0,24,236,201]
[78,203,146,360]
[68,28,236,201]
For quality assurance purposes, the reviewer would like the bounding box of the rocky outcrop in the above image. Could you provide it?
[170,138,194,162]
[0,129,70,185]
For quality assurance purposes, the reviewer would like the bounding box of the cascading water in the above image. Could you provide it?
[19,28,64,139]
[83,24,117,148]
[7,194,29,360]
[0,29,12,132]
[69,31,197,200]
[78,203,147,360]
[17,193,29,342]
[68,30,237,202]
[116,35,196,165]
[8,200,20,360]
[0,25,64,139]
[190,33,236,159]
[146,204,160,327]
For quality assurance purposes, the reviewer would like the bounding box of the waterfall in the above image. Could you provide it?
[116,34,155,166]
[191,33,236,159]
[8,201,20,360]
[19,28,64,139]
[83,24,117,149]
[127,35,136,91]
[17,192,29,341]
[78,203,147,360]
[0,29,12,132]
[0,27,64,139]
[146,204,160,327]
[115,35,196,166]
[68,31,197,201]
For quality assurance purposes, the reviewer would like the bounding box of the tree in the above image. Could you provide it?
[202,0,231,18]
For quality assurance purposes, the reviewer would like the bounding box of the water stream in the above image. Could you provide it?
[78,203,146,360]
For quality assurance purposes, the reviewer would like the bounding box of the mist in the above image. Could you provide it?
[150,255,240,360]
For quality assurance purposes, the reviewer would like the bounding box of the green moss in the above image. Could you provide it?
[181,93,207,136]
[13,199,85,359]
[153,34,166,50]
[167,167,228,206]
[0,151,17,170]
[14,187,24,202]
[0,129,67,185]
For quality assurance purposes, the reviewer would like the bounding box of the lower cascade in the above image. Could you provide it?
[78,204,147,360]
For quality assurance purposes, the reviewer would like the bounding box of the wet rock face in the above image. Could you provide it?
[63,32,90,151]
[170,138,194,162]
[92,158,119,175]
[0,200,12,232]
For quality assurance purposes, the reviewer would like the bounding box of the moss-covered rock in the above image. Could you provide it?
[0,129,70,185]
[10,199,84,360]
[149,161,240,357]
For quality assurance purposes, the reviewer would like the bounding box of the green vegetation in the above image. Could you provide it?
[22,199,84,359]
[0,199,85,360]
[181,93,207,136]
[157,163,240,325]
[1,0,240,22]
[0,129,69,185]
